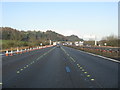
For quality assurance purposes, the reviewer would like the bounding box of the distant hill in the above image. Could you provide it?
[45,30,67,41]
[66,35,83,41]
[1,27,83,42]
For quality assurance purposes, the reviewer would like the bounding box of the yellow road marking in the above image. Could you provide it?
[20,69,23,71]
[91,79,95,81]
[80,67,82,69]
[82,69,85,71]
[17,71,20,73]
[16,47,56,74]
[61,47,94,82]
[84,72,87,74]
[87,75,90,77]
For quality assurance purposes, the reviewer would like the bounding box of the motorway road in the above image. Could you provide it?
[2,46,119,88]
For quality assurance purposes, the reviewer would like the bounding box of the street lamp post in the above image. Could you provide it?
[95,35,97,46]
[50,40,51,45]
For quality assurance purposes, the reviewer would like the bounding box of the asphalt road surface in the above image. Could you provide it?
[2,45,119,88]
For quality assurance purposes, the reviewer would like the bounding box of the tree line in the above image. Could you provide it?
[0,27,82,49]
[0,27,119,49]
[84,34,119,47]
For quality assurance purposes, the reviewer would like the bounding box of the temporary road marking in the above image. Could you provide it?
[20,69,23,71]
[87,75,90,77]
[16,47,56,74]
[80,67,82,69]
[62,47,97,85]
[91,78,95,81]
[84,72,87,74]
[17,71,20,74]
[82,69,85,71]
[65,66,71,72]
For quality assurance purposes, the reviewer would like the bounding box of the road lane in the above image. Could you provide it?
[2,45,118,88]
[3,46,55,87]
[62,46,118,88]
[3,45,83,88]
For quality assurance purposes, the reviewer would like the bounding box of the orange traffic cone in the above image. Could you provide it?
[27,49,29,52]
[16,48,19,54]
[5,50,9,56]
[20,49,22,54]
[24,49,26,53]
[10,50,13,56]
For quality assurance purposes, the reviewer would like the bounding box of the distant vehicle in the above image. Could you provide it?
[85,44,92,47]
[56,44,60,48]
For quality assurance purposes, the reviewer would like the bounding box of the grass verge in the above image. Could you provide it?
[65,45,120,60]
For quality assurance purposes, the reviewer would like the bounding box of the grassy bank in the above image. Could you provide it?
[65,45,119,60]
[1,40,37,49]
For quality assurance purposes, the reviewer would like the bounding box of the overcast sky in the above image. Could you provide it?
[1,2,118,40]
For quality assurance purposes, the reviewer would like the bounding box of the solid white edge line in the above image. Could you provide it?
[77,49,120,63]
